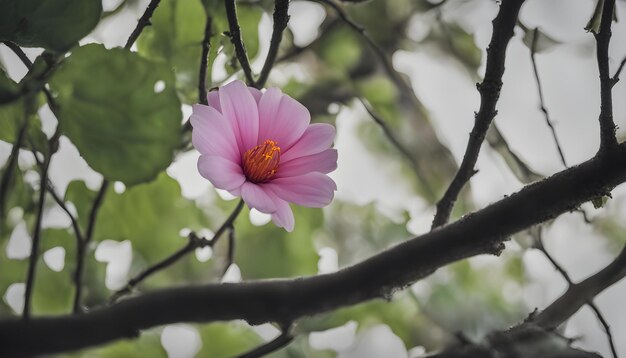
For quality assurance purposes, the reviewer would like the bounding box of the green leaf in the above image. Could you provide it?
[49,44,182,185]
[137,0,206,101]
[234,205,321,279]
[0,96,49,153]
[92,174,208,286]
[0,67,19,104]
[0,0,102,52]
[522,28,561,54]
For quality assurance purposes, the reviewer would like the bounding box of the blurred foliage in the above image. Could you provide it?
[0,0,563,356]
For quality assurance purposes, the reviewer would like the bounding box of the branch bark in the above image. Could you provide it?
[2,143,626,355]
[432,0,525,228]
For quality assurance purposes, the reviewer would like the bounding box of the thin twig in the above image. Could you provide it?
[110,199,245,302]
[72,181,109,313]
[198,16,212,106]
[533,229,618,358]
[256,0,290,88]
[529,28,568,168]
[359,99,436,201]
[431,0,526,229]
[225,0,255,86]
[2,41,33,67]
[22,153,52,319]
[594,0,618,151]
[124,0,162,50]
[222,225,236,277]
[235,328,293,358]
[46,180,84,242]
[612,54,626,84]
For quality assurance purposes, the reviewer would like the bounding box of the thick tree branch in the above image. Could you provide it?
[124,0,162,50]
[2,143,626,355]
[529,27,568,167]
[110,199,245,302]
[256,0,290,88]
[432,0,525,229]
[594,0,618,150]
[225,0,256,86]
[534,242,626,330]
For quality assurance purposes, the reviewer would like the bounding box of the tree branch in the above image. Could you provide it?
[198,16,212,106]
[46,180,84,243]
[73,181,109,313]
[22,151,52,319]
[225,0,256,86]
[110,199,245,302]
[533,229,618,358]
[594,0,618,151]
[431,0,525,229]
[2,143,626,355]
[0,112,28,218]
[255,0,290,88]
[529,27,568,167]
[124,0,162,50]
[534,242,626,330]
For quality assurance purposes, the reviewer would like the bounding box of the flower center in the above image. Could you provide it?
[242,140,281,183]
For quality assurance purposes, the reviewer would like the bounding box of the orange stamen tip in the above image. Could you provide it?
[243,139,281,183]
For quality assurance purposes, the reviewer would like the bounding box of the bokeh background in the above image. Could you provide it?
[1,0,626,357]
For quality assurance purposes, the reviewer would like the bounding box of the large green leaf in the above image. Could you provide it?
[0,0,102,52]
[49,44,182,185]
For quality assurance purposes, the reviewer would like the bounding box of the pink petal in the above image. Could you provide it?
[267,172,336,208]
[276,149,337,178]
[219,80,259,153]
[267,191,294,232]
[198,155,246,191]
[281,123,335,162]
[207,91,221,112]
[191,104,240,163]
[241,182,276,214]
[257,88,310,150]
[207,86,261,113]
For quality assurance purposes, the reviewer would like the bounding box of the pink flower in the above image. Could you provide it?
[191,80,337,232]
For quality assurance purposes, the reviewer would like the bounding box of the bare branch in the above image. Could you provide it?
[256,0,290,88]
[225,0,256,86]
[110,199,245,302]
[124,0,162,50]
[22,153,52,319]
[534,243,626,330]
[533,229,618,358]
[198,16,212,106]
[73,181,109,313]
[3,142,626,355]
[529,27,568,167]
[0,112,28,218]
[431,0,526,229]
[612,54,626,83]
[594,0,619,150]
[46,180,84,243]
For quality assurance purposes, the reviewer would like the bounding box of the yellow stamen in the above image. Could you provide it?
[242,140,281,183]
